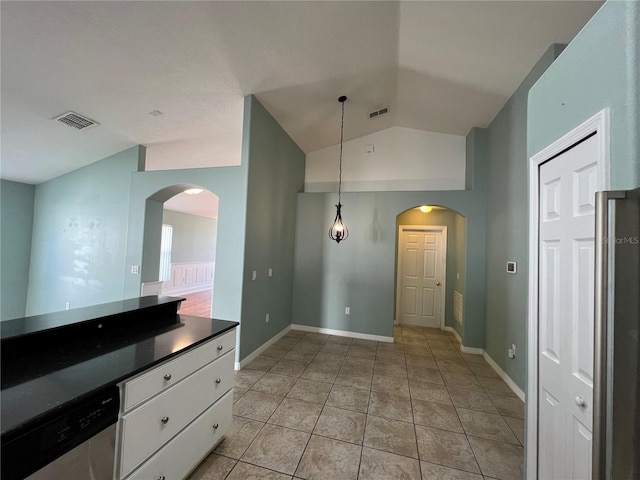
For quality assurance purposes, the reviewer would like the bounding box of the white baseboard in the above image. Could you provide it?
[291,324,394,343]
[445,326,462,344]
[482,352,525,402]
[444,326,482,353]
[445,326,524,401]
[235,325,292,370]
[163,284,213,297]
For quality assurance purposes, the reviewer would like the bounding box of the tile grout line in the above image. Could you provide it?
[231,328,522,480]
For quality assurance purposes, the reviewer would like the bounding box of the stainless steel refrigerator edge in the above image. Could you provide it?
[593,188,640,480]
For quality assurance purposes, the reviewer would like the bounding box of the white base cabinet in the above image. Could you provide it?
[115,328,236,480]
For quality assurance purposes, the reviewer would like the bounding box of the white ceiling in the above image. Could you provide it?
[1,1,602,186]
[164,191,219,219]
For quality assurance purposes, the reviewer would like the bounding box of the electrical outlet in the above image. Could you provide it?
[65,302,70,310]
[268,268,273,277]
[131,265,139,274]
[265,313,270,323]
[508,348,515,359]
[511,343,516,355]
[252,270,257,281]
[345,307,350,315]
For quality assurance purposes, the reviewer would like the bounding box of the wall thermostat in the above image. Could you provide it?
[506,261,517,274]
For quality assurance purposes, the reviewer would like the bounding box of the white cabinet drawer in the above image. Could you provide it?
[126,390,233,480]
[118,351,234,478]
[123,328,236,411]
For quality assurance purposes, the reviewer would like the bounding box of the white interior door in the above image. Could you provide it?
[538,134,598,479]
[397,227,446,328]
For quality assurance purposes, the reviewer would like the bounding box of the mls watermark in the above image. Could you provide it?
[603,236,640,245]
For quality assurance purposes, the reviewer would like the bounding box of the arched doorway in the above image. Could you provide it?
[395,205,466,335]
[140,185,219,317]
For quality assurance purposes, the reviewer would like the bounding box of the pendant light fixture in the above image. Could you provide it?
[329,95,349,244]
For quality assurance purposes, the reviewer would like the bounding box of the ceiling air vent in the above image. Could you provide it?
[369,106,390,119]
[53,111,99,130]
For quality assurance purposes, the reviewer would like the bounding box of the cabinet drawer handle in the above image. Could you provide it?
[215,378,222,384]
[157,476,166,480]
[213,423,219,429]
[217,345,224,351]
[161,416,169,424]
[163,373,172,380]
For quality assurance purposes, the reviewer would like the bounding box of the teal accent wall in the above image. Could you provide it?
[25,147,140,315]
[0,180,35,320]
[125,96,304,363]
[396,208,466,332]
[239,96,305,359]
[292,133,487,345]
[453,212,466,337]
[162,210,218,263]
[528,1,640,191]
[483,45,564,390]
[124,171,248,323]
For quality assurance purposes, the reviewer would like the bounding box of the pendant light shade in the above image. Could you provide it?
[329,95,349,244]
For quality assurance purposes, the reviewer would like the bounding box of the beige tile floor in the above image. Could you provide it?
[188,326,524,480]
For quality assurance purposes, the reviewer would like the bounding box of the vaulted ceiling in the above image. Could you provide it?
[1,1,602,185]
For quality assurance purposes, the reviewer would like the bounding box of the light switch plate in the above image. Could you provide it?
[506,261,517,274]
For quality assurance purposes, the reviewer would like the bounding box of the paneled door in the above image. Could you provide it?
[538,134,598,479]
[396,226,446,328]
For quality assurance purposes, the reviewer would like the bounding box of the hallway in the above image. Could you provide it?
[189,325,524,480]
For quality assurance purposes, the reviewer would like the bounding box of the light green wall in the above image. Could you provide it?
[124,169,248,323]
[124,95,304,363]
[292,134,487,345]
[239,96,305,360]
[24,147,140,315]
[162,210,217,264]
[396,208,466,333]
[484,45,564,390]
[528,1,640,191]
[453,212,466,337]
[0,180,35,320]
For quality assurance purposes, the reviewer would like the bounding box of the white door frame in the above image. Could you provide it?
[526,109,609,479]
[395,225,447,330]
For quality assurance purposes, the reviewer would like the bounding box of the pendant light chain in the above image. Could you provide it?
[338,98,345,204]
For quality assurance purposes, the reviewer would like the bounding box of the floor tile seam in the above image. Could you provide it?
[419,456,484,477]
[222,416,269,462]
[236,455,296,478]
[407,385,425,479]
[361,414,427,463]
[419,456,485,477]
[228,459,298,480]
[465,431,524,448]
[291,426,316,478]
[217,456,238,480]
[500,418,525,447]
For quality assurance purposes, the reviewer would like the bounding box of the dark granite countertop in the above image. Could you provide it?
[1,297,238,439]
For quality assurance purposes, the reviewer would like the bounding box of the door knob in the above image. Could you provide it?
[435,281,441,286]
[574,396,586,407]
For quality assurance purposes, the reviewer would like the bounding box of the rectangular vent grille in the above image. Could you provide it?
[369,106,390,119]
[54,112,99,130]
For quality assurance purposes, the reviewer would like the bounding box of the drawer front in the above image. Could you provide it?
[126,390,233,480]
[123,328,236,411]
[119,351,234,478]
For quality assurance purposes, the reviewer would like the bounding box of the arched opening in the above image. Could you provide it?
[394,205,466,338]
[140,184,219,317]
